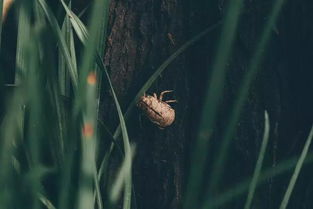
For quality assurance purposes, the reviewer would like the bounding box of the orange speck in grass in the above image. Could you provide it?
[87,72,97,85]
[82,123,94,138]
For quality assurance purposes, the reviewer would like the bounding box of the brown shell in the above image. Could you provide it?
[137,95,175,128]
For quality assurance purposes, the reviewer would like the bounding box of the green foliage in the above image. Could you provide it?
[0,1,311,209]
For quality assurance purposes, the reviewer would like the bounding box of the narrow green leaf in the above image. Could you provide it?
[79,71,98,209]
[60,0,88,43]
[37,0,78,88]
[96,54,133,209]
[207,0,286,194]
[279,125,313,209]
[39,194,57,209]
[201,152,313,209]
[59,5,133,208]
[184,1,244,208]
[110,145,135,203]
[59,4,74,97]
[0,87,25,207]
[15,4,31,83]
[243,111,270,209]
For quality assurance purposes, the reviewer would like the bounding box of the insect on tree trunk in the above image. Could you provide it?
[79,0,313,209]
[101,1,192,209]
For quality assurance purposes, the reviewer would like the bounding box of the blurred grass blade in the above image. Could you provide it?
[15,3,31,83]
[202,152,313,209]
[75,0,109,99]
[37,0,78,88]
[94,169,103,209]
[79,72,98,209]
[60,6,133,209]
[243,111,270,209]
[184,1,244,208]
[96,54,133,209]
[207,0,286,194]
[279,125,313,209]
[25,21,45,209]
[75,0,110,208]
[39,194,57,209]
[56,4,76,209]
[110,145,135,203]
[60,1,112,208]
[59,2,76,97]
[60,0,88,43]
[0,88,25,207]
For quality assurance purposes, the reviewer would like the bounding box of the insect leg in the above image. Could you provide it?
[165,100,178,103]
[159,90,173,101]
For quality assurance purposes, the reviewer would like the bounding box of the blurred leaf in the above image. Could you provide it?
[207,0,286,194]
[38,0,78,88]
[202,152,313,209]
[279,125,313,209]
[243,111,270,209]
[110,145,135,203]
[184,1,244,208]
[59,4,133,208]
[39,193,57,209]
[15,4,31,83]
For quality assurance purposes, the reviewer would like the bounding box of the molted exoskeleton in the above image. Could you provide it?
[137,90,177,128]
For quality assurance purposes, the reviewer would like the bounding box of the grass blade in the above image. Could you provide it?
[243,111,270,209]
[0,87,25,207]
[39,194,57,209]
[59,2,75,97]
[59,6,133,208]
[96,54,133,209]
[279,125,313,209]
[75,0,109,99]
[110,145,135,204]
[79,72,98,209]
[37,0,78,88]
[15,3,31,83]
[60,0,88,43]
[184,1,244,208]
[207,0,286,194]
[202,152,313,209]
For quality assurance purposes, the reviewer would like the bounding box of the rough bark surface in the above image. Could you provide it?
[102,1,189,209]
[89,0,313,209]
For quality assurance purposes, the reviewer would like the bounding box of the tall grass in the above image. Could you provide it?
[0,0,311,209]
[184,1,244,208]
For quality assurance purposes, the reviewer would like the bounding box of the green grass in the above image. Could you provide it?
[243,111,270,209]
[0,0,311,209]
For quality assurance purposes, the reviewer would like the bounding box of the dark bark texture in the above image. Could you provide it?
[96,0,313,209]
[102,1,189,209]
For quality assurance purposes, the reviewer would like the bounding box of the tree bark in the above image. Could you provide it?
[86,0,313,209]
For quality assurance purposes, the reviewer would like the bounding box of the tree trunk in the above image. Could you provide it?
[87,0,313,209]
[102,1,190,209]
